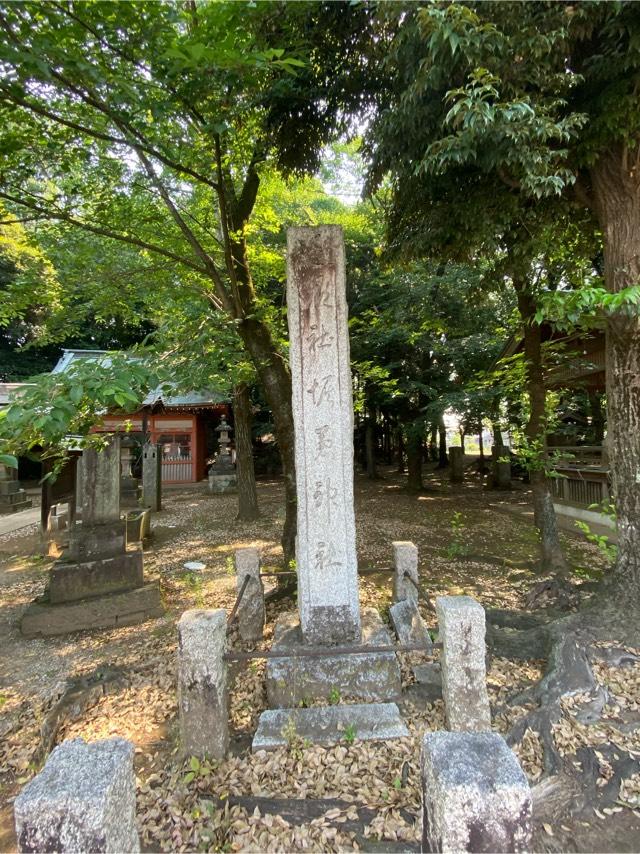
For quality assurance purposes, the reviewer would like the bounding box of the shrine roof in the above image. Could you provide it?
[51,349,227,407]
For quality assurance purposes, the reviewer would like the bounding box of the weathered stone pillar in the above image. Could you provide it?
[392,541,419,603]
[177,609,228,759]
[287,225,360,645]
[421,731,532,853]
[14,737,139,853]
[436,595,491,731]
[82,436,121,526]
[492,446,511,489]
[142,443,162,512]
[234,547,265,642]
[449,446,464,483]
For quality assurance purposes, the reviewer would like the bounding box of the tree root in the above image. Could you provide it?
[496,606,640,826]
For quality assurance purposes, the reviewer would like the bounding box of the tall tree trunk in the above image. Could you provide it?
[492,418,505,452]
[459,427,466,453]
[429,424,438,462]
[438,415,448,468]
[406,431,423,492]
[516,286,567,574]
[233,383,259,521]
[365,401,378,479]
[588,390,605,446]
[383,414,392,464]
[478,420,485,468]
[236,315,296,565]
[397,428,405,473]
[591,143,640,597]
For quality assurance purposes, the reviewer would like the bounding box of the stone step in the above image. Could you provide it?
[252,702,409,752]
[0,494,32,513]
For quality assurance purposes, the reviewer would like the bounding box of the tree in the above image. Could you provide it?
[361,1,640,588]
[0,2,329,561]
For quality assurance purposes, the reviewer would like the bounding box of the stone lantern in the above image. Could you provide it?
[208,417,237,494]
[119,434,139,506]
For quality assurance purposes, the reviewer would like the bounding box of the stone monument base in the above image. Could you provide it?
[21,582,163,638]
[48,549,144,604]
[266,607,402,708]
[208,472,237,494]
[253,702,408,751]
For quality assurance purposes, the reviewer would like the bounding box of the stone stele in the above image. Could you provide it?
[421,730,532,853]
[14,737,139,854]
[287,225,360,645]
[436,595,491,732]
[177,608,228,759]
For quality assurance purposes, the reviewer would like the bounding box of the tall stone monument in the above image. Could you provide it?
[21,436,163,637]
[287,225,360,645]
[265,226,401,708]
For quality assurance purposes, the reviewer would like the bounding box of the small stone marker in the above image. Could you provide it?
[389,598,432,649]
[421,731,532,853]
[142,442,162,511]
[253,702,409,751]
[177,609,228,759]
[0,463,31,513]
[436,595,491,731]
[392,541,419,603]
[14,737,139,853]
[449,447,464,483]
[287,225,360,645]
[234,547,265,642]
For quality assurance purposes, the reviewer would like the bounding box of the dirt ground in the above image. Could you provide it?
[0,465,638,852]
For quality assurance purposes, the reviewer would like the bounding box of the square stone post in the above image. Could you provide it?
[287,225,360,645]
[392,541,419,603]
[177,609,228,759]
[421,731,532,853]
[436,595,491,731]
[234,547,265,642]
[142,443,162,512]
[14,737,139,853]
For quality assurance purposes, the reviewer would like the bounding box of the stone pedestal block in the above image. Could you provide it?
[208,472,237,494]
[390,598,432,649]
[178,609,228,759]
[21,583,163,637]
[436,596,491,732]
[287,225,360,645]
[14,737,139,853]
[266,608,401,708]
[421,731,532,853]
[142,443,162,511]
[392,541,419,603]
[253,702,408,751]
[234,547,265,642]
[449,447,464,483]
[48,549,144,604]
